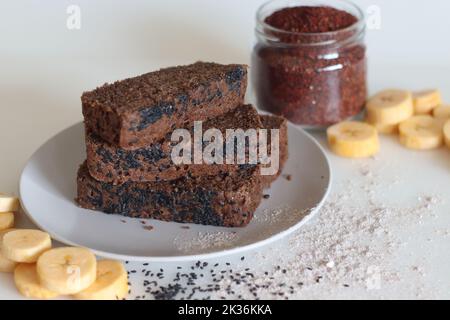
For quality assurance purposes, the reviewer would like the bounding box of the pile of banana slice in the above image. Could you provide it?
[0,194,128,300]
[328,89,450,157]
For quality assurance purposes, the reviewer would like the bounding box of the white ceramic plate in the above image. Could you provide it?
[19,122,331,262]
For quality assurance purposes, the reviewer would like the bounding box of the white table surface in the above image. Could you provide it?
[1,0,450,300]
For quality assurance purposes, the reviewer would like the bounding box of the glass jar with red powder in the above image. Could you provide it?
[252,0,367,128]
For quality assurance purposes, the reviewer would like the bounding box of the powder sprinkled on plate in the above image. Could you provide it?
[174,231,239,254]
[126,157,442,300]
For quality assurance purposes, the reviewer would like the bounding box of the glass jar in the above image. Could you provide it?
[252,0,367,128]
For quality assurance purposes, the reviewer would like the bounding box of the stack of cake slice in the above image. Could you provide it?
[76,62,288,227]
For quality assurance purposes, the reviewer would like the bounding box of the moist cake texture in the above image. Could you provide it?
[259,114,289,187]
[82,62,247,149]
[76,162,263,227]
[77,61,288,227]
[85,105,263,184]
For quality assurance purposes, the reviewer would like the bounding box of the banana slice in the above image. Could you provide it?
[0,229,17,273]
[367,121,398,135]
[0,194,19,212]
[37,247,97,295]
[0,212,14,230]
[433,105,450,119]
[327,121,380,158]
[74,260,128,300]
[14,264,59,299]
[375,123,398,135]
[1,229,52,263]
[0,252,17,273]
[413,89,442,115]
[443,119,450,149]
[399,115,443,150]
[366,89,414,125]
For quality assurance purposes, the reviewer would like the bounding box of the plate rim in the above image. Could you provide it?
[19,122,332,262]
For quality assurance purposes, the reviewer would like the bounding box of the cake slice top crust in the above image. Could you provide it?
[81,62,247,115]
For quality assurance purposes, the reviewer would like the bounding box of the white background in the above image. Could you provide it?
[1,0,449,188]
[1,0,450,299]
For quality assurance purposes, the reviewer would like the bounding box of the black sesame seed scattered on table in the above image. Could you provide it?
[124,257,354,300]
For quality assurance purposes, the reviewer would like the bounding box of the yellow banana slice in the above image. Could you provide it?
[433,105,450,119]
[37,247,97,295]
[74,260,128,300]
[14,264,59,299]
[0,255,16,273]
[1,229,52,263]
[367,120,398,135]
[366,89,414,125]
[0,194,19,212]
[399,115,443,150]
[375,123,398,135]
[413,89,442,115]
[0,229,17,273]
[327,121,380,158]
[443,119,450,149]
[0,212,14,230]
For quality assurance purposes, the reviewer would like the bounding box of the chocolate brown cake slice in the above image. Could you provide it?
[82,62,247,149]
[76,162,263,227]
[85,104,263,185]
[259,114,288,188]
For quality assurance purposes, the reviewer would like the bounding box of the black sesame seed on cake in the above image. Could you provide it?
[85,105,263,185]
[76,161,264,228]
[82,62,248,150]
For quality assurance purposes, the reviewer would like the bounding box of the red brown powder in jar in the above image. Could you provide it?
[252,6,367,126]
[265,6,357,34]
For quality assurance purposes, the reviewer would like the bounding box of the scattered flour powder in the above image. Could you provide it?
[129,160,444,300]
